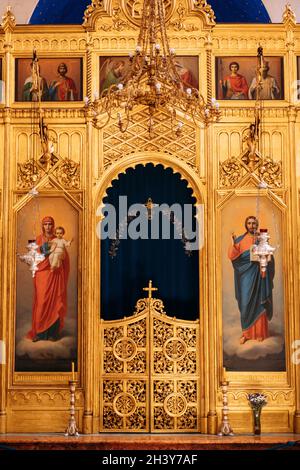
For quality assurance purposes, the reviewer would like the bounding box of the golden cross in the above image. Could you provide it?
[143,280,158,299]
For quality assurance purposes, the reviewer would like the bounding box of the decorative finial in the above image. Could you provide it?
[283,3,296,25]
[1,4,16,31]
[83,0,105,27]
[143,280,158,299]
[193,0,216,25]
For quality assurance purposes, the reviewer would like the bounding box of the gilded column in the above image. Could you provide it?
[86,33,93,102]
[205,30,218,435]
[283,5,300,433]
[82,31,99,433]
[0,7,15,433]
[205,33,212,102]
[288,105,300,433]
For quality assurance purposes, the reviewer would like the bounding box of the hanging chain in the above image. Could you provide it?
[30,49,42,240]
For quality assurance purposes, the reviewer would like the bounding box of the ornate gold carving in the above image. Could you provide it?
[39,153,59,173]
[151,299,167,315]
[127,352,147,373]
[153,380,174,402]
[164,338,187,361]
[206,40,212,101]
[177,326,197,348]
[1,6,16,32]
[192,0,216,25]
[83,1,106,27]
[219,158,243,187]
[241,150,262,172]
[220,142,282,189]
[213,36,286,51]
[100,290,199,432]
[154,407,174,429]
[128,319,147,347]
[103,110,196,170]
[99,6,136,31]
[0,0,296,437]
[103,351,124,373]
[17,157,81,190]
[133,298,167,315]
[258,158,282,188]
[113,337,137,361]
[223,390,294,407]
[127,380,147,402]
[103,380,123,402]
[170,2,199,31]
[17,160,42,189]
[283,3,296,26]
[54,159,81,189]
[103,406,123,429]
[126,408,147,429]
[9,109,86,119]
[86,38,93,100]
[164,392,187,417]
[177,351,197,374]
[8,390,84,406]
[153,318,173,347]
[113,392,137,416]
[154,351,174,374]
[13,38,87,52]
[221,108,287,118]
[177,406,197,429]
[103,326,123,347]
[13,374,77,383]
[178,380,198,402]
[102,379,147,431]
[121,0,174,27]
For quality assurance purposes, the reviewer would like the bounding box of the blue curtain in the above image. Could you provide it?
[101,164,199,320]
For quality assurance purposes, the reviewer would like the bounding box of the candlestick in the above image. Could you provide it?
[65,380,79,437]
[218,380,234,436]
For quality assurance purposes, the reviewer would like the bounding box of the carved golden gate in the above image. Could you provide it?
[100,283,200,432]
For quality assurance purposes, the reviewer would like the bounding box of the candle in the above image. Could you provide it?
[72,362,75,381]
[223,366,226,383]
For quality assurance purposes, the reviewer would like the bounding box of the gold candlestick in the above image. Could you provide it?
[65,380,79,437]
[218,380,234,436]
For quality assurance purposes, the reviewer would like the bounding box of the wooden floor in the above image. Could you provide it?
[0,433,300,450]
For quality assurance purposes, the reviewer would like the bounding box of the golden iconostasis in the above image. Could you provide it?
[0,1,299,434]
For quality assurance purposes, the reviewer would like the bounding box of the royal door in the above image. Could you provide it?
[100,282,200,432]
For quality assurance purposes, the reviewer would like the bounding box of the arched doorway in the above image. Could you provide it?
[101,163,199,321]
[96,159,205,433]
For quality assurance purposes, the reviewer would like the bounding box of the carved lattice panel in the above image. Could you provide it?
[151,316,200,432]
[100,315,148,432]
[100,298,200,433]
[103,110,196,170]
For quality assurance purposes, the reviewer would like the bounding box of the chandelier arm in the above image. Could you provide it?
[92,111,112,130]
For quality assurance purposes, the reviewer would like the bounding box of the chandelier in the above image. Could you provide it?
[87,0,221,135]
